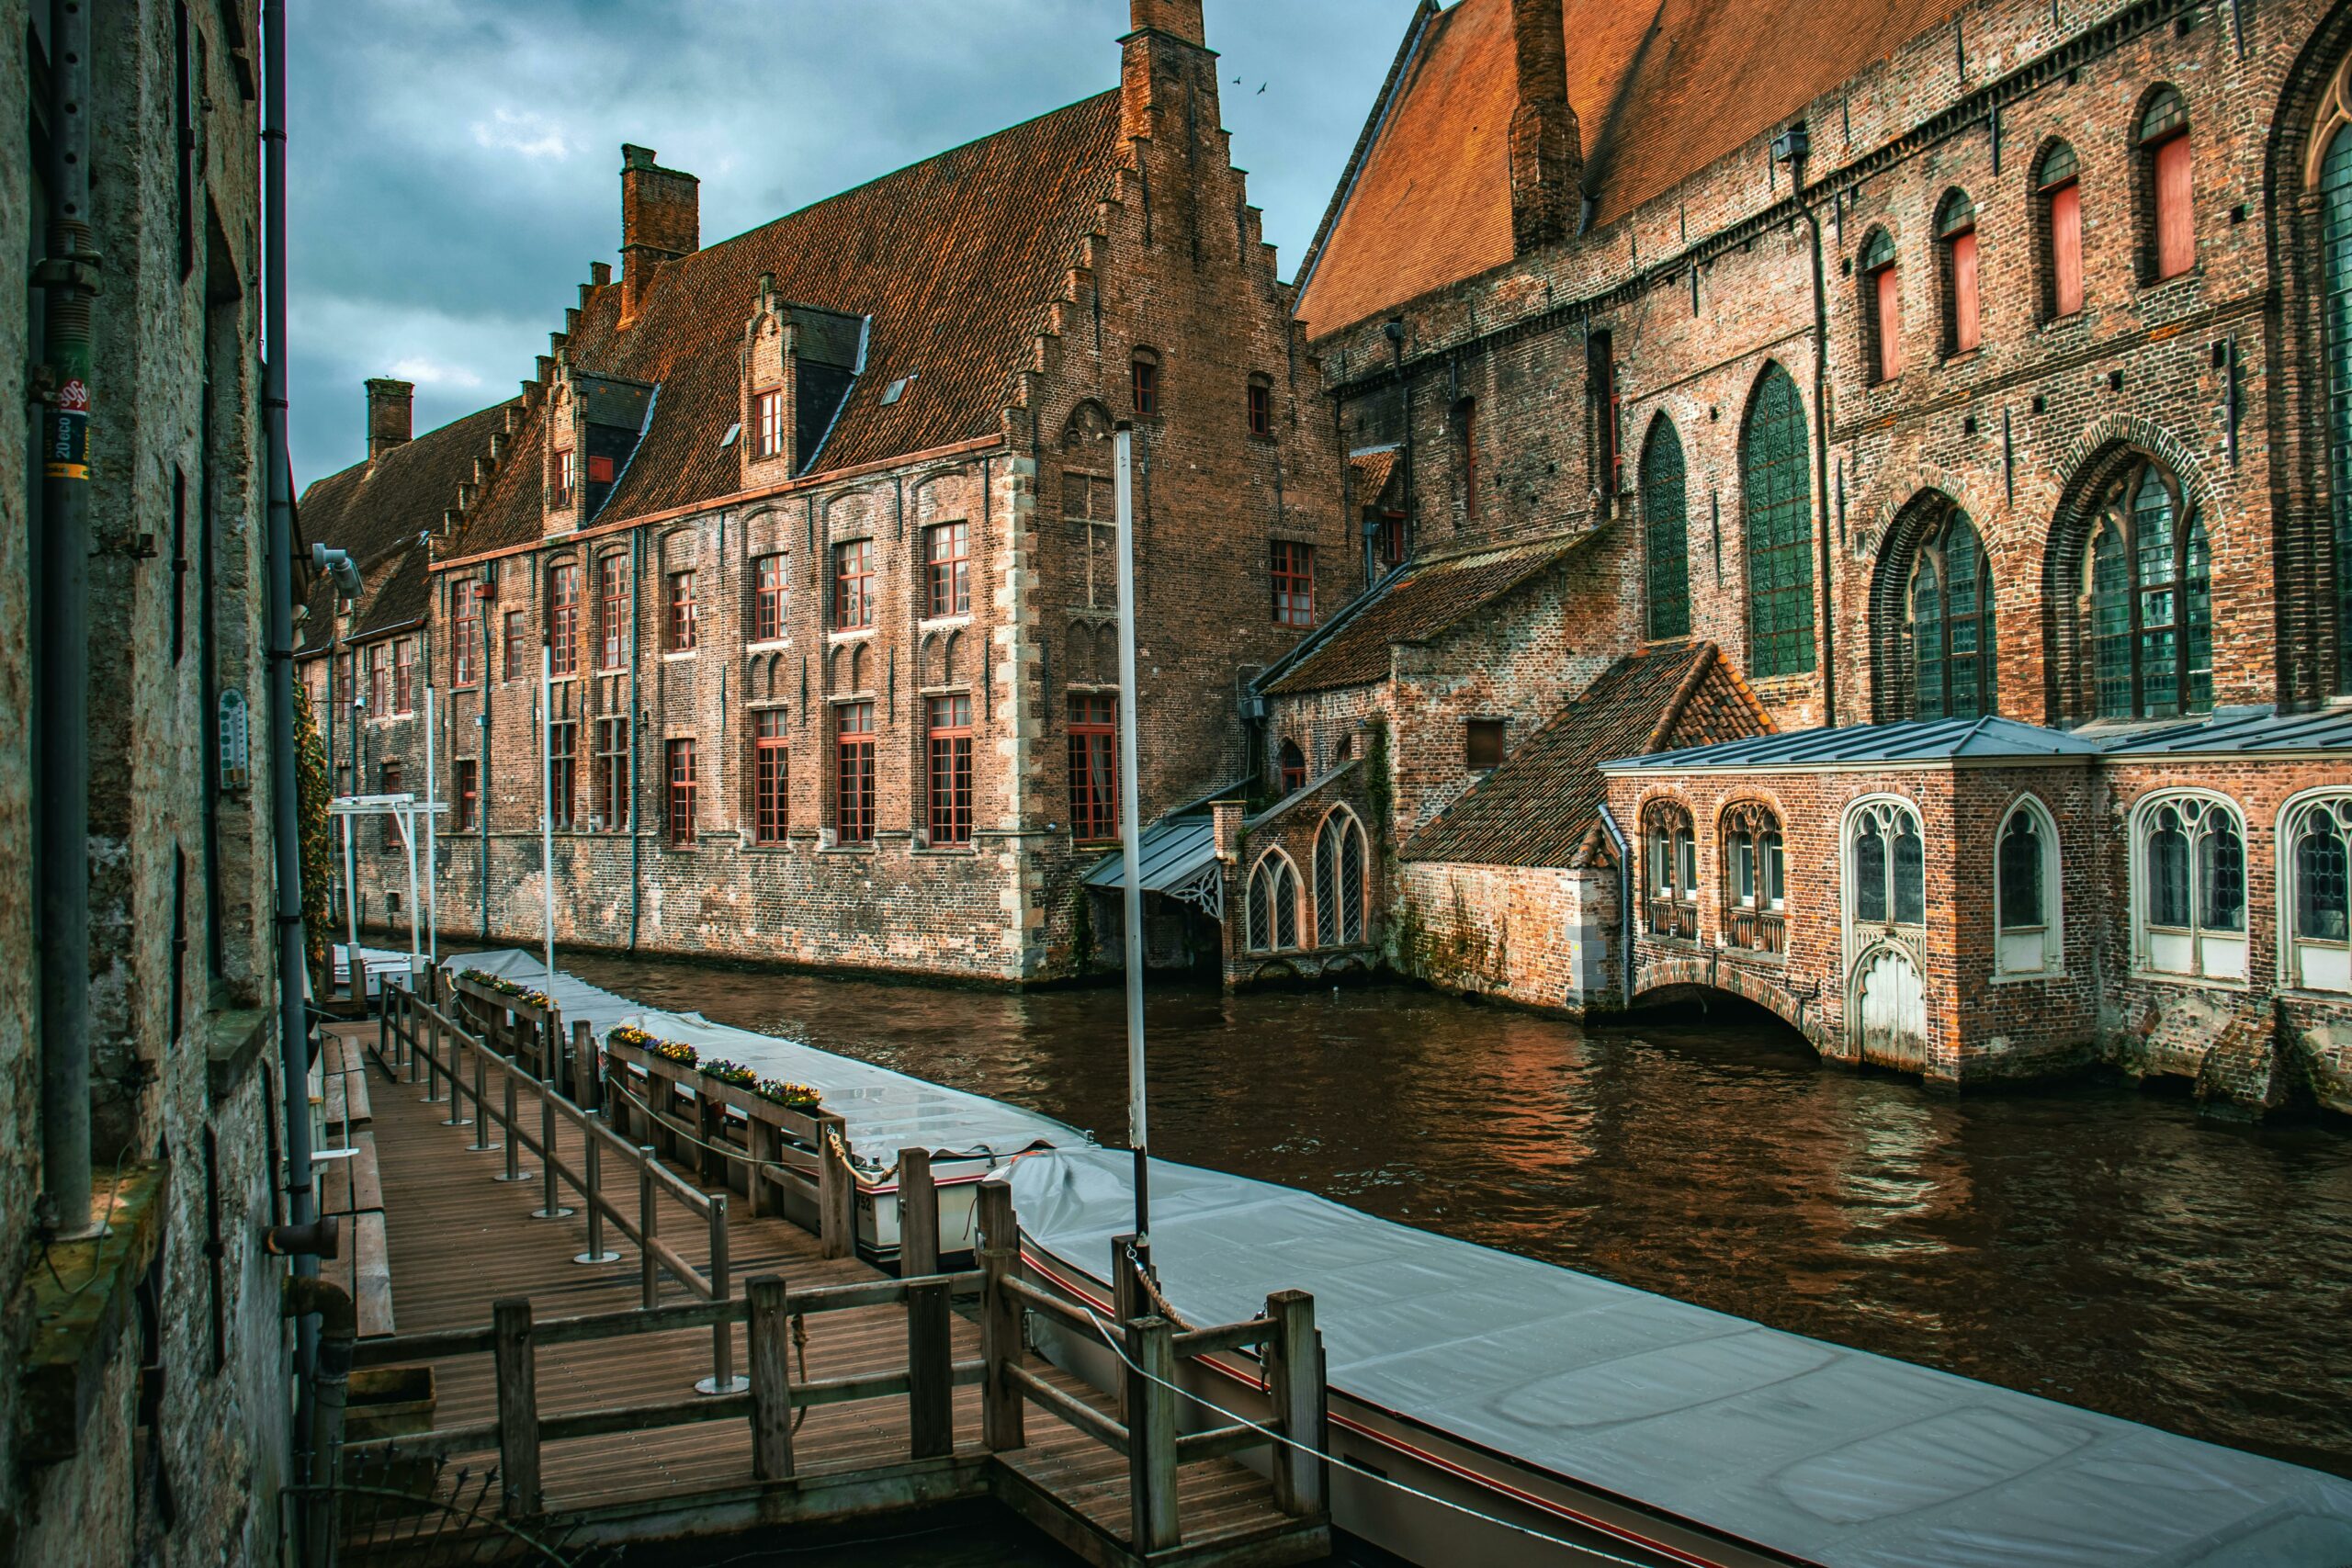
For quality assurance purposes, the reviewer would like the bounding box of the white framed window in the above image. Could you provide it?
[1845,795,1926,931]
[1247,850,1302,953]
[1995,795,2064,977]
[2132,791,2246,982]
[2279,790,2352,992]
[1722,800,1787,954]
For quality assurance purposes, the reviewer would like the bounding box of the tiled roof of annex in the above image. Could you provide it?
[1405,641,1770,867]
[443,90,1125,558]
[1295,0,1968,337]
[1261,532,1588,697]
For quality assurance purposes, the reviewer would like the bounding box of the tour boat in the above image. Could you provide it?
[1005,1146,2352,1568]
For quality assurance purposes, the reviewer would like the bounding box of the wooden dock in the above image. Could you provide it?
[322,988,1329,1567]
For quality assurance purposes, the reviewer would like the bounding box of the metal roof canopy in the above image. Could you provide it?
[1010,1148,2352,1568]
[2096,706,2352,756]
[1601,716,2105,772]
[1080,814,1223,920]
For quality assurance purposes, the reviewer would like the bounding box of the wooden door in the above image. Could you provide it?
[1853,946,1927,1071]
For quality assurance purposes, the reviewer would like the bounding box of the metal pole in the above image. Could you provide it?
[34,0,99,1240]
[259,0,322,1444]
[1112,423,1149,1247]
[401,805,419,971]
[342,795,357,975]
[540,645,556,982]
[424,683,437,961]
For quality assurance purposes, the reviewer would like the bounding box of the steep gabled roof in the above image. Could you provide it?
[1296,0,1970,337]
[1405,642,1770,866]
[299,399,516,570]
[1261,533,1589,696]
[436,91,1125,561]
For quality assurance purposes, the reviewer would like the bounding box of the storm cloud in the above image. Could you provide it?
[289,0,1415,484]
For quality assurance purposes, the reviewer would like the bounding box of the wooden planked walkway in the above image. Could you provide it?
[336,1018,1325,1565]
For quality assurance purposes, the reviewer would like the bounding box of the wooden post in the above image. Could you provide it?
[695,1084,723,1186]
[900,1145,949,1459]
[571,1021,594,1111]
[747,1115,781,1218]
[1125,1315,1180,1553]
[1264,1290,1327,1518]
[1112,1234,1146,1421]
[747,1275,796,1481]
[492,1297,540,1517]
[696,1194,745,1394]
[639,1145,660,1309]
[817,1114,854,1260]
[977,1178,1024,1452]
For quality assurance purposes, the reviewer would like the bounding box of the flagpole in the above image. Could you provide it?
[541,645,556,983]
[1113,423,1149,1248]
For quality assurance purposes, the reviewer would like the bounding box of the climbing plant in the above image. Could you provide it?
[292,677,334,987]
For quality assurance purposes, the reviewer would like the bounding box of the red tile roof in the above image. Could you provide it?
[1296,0,1968,337]
[1263,533,1587,696]
[1402,641,1771,866]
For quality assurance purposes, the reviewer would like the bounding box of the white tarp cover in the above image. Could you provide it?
[1010,1147,2352,1568]
[444,952,1087,1172]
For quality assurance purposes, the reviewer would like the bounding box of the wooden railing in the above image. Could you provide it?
[1645,896,1698,940]
[381,980,743,1390]
[601,1037,859,1259]
[974,1180,1328,1554]
[1724,907,1788,954]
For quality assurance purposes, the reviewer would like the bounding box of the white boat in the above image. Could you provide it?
[1005,1146,2352,1568]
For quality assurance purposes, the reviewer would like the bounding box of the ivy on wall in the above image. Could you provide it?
[292,677,334,987]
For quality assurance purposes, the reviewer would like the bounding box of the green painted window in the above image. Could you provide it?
[1907,507,1994,719]
[1741,366,1816,677]
[2323,128,2352,691]
[2083,456,2210,719]
[1641,418,1690,640]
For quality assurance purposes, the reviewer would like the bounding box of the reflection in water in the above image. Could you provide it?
[571,954,2352,1478]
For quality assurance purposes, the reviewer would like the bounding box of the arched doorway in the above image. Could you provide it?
[1850,944,1927,1071]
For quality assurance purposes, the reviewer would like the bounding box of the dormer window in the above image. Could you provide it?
[553,448,577,508]
[754,389,785,457]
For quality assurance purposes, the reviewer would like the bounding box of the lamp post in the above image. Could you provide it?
[1114,423,1149,1247]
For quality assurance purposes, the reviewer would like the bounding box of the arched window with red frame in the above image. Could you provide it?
[1276,739,1306,796]
[2038,142,2084,318]
[2139,87,2194,282]
[1937,191,1979,355]
[1860,229,1900,381]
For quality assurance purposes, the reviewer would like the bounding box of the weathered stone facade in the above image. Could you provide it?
[301,0,1348,986]
[4,3,291,1562]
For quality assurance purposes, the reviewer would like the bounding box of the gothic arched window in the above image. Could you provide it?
[1247,851,1301,953]
[2322,126,2352,692]
[1314,808,1368,947]
[1642,800,1698,940]
[1642,417,1691,641]
[1849,798,1925,929]
[2082,457,2211,720]
[1742,366,1816,678]
[2134,792,2245,980]
[1996,796,2063,976]
[1908,506,1996,720]
[1722,801,1786,953]
[1937,190,1980,355]
[2283,792,2351,991]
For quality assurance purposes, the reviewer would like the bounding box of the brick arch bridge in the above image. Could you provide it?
[1631,954,1840,1057]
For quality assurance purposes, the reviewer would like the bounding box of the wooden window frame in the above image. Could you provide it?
[1276,739,1307,796]
[1936,192,1980,357]
[834,702,876,843]
[1860,230,1901,383]
[1246,377,1272,439]
[754,388,785,458]
[926,694,974,846]
[1067,693,1118,842]
[667,570,698,652]
[752,709,789,844]
[1131,350,1161,417]
[594,716,629,831]
[553,448,577,509]
[451,582,480,686]
[1271,539,1315,627]
[752,553,787,643]
[597,552,628,671]
[453,758,478,833]
[2139,89,2195,284]
[665,737,696,848]
[2038,142,2084,320]
[925,522,971,620]
[1721,801,1787,954]
[503,611,528,682]
[548,562,582,677]
[392,637,416,715]
[548,722,579,831]
[833,539,875,632]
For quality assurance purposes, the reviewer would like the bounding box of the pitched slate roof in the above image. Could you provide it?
[1296,0,1970,336]
[437,92,1124,560]
[1404,641,1769,866]
[1602,715,2105,772]
[1261,533,1589,696]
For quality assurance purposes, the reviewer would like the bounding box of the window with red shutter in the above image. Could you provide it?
[2040,142,2084,318]
[2140,89,2194,281]
[1938,192,1979,355]
[1875,266,1902,378]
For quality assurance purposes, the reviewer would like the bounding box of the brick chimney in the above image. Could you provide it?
[1121,0,1212,142]
[1508,0,1582,254]
[618,143,699,324]
[365,377,413,462]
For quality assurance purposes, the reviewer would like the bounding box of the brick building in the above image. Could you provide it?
[300,0,1348,982]
[1223,0,2352,1111]
[5,3,294,1562]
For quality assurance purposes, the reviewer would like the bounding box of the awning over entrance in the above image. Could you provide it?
[1080,814,1223,920]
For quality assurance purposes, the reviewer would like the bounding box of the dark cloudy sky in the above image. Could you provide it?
[288,0,1419,485]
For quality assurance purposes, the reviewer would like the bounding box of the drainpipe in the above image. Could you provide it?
[33,0,99,1240]
[1598,802,1634,1009]
[260,0,322,1423]
[478,572,490,939]
[1785,128,1838,725]
[279,1273,355,1558]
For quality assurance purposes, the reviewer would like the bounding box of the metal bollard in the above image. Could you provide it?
[574,1121,618,1264]
[495,1064,529,1180]
[696,1194,746,1395]
[639,1146,660,1309]
[469,1050,496,1150]
[534,1089,573,1218]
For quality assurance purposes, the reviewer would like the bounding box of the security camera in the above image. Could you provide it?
[311,542,362,599]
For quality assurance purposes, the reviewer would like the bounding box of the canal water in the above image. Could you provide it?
[571,954,2352,1494]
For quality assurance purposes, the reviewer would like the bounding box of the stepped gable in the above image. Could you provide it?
[1296,0,1967,336]
[444,395,547,557]
[537,91,1122,536]
[1403,641,1770,867]
[1262,533,1587,696]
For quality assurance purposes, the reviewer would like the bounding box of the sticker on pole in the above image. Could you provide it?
[45,379,90,480]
